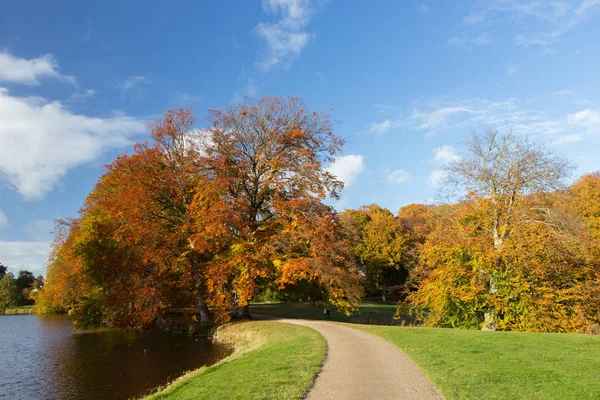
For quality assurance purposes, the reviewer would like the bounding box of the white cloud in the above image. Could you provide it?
[387,169,410,184]
[0,241,52,276]
[255,0,315,71]
[428,170,447,188]
[428,145,459,188]
[0,88,145,199]
[433,145,461,163]
[568,108,600,128]
[0,50,76,86]
[326,154,365,188]
[0,210,8,227]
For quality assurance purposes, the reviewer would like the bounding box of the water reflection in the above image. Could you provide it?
[0,315,231,400]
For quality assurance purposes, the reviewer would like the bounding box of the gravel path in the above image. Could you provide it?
[275,319,443,400]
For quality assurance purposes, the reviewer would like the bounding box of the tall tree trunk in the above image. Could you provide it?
[197,296,211,325]
[482,219,502,331]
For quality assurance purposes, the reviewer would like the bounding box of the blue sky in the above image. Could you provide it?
[1,0,600,275]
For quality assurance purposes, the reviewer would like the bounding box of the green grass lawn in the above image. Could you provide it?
[250,298,399,323]
[351,324,600,400]
[147,321,325,400]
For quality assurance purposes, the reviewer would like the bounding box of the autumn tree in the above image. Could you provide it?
[40,108,211,327]
[442,129,574,329]
[570,172,600,243]
[42,96,363,328]
[192,96,363,321]
[35,219,97,318]
[341,205,409,302]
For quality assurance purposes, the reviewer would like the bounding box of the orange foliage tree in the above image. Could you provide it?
[403,131,600,332]
[192,96,362,321]
[40,96,363,327]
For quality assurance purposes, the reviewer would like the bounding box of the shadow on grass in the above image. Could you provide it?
[250,298,417,326]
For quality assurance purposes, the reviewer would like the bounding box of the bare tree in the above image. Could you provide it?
[444,129,575,329]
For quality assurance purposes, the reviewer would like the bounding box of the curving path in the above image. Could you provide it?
[273,319,443,400]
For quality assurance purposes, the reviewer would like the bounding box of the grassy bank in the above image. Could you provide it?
[351,324,600,400]
[147,321,325,400]
[2,305,35,315]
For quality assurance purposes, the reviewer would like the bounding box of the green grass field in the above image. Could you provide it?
[352,324,600,400]
[251,300,600,399]
[251,298,399,323]
[147,321,325,400]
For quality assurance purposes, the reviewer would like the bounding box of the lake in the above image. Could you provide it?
[0,315,231,400]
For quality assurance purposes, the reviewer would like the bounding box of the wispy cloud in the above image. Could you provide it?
[233,78,257,103]
[462,0,600,48]
[420,2,428,14]
[119,75,149,91]
[447,33,493,47]
[551,134,584,145]
[506,63,517,76]
[255,0,316,71]
[169,92,202,107]
[367,106,477,136]
[387,169,410,184]
[117,75,150,100]
[0,210,8,227]
[368,119,393,135]
[367,95,600,145]
[0,50,76,86]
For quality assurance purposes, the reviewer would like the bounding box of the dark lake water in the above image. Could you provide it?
[0,315,231,400]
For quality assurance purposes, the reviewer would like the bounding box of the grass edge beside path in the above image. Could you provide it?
[146,320,326,400]
[348,323,600,400]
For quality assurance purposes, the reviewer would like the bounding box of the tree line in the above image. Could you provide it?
[0,263,43,311]
[37,96,600,333]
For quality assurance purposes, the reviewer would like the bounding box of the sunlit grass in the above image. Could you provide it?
[351,324,600,400]
[147,321,325,400]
